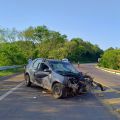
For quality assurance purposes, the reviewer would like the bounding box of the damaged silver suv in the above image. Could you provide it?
[24,58,104,99]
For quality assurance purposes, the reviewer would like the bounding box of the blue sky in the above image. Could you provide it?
[0,0,120,50]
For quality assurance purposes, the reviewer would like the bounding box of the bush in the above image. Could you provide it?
[98,49,120,70]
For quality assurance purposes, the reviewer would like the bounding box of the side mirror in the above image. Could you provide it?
[44,69,52,73]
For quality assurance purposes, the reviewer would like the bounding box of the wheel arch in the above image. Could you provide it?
[51,81,60,88]
[24,72,31,81]
[24,72,30,77]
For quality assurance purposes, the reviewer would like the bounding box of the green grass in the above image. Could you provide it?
[0,67,24,77]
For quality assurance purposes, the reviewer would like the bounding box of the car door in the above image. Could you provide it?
[30,59,42,83]
[34,63,51,90]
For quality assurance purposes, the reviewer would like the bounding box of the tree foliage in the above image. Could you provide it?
[0,26,103,65]
[98,49,120,70]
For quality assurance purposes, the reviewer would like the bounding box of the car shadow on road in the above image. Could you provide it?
[28,84,98,102]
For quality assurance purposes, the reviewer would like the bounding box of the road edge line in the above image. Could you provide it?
[96,66,120,75]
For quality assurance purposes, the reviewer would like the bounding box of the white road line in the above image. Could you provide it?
[0,81,24,101]
[96,66,120,76]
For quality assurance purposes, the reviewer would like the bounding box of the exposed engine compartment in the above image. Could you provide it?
[62,73,104,96]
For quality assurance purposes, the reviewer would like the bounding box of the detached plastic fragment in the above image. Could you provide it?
[33,96,37,99]
[93,81,105,91]
[83,73,105,92]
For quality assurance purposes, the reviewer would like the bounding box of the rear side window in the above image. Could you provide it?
[32,59,42,69]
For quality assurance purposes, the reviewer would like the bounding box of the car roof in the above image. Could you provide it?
[33,58,68,63]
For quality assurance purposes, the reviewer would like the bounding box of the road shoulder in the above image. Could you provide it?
[96,66,120,75]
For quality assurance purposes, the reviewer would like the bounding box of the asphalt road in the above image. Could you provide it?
[78,64,120,90]
[0,64,119,120]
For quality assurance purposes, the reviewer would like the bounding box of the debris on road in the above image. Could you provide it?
[96,93,104,97]
[42,91,47,94]
[33,96,37,99]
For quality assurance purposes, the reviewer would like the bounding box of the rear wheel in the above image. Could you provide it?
[25,74,31,87]
[52,83,66,99]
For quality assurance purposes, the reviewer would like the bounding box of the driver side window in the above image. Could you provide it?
[39,63,49,71]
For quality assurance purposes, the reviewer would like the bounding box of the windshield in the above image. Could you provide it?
[49,61,79,74]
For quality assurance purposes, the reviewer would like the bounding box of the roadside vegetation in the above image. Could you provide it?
[0,26,103,65]
[98,48,120,70]
[0,67,24,77]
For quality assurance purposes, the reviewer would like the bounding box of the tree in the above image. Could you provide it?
[0,26,103,65]
[99,49,120,70]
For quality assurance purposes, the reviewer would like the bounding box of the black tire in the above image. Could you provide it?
[25,74,31,87]
[52,83,66,99]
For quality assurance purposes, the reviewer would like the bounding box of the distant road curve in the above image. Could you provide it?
[76,63,120,89]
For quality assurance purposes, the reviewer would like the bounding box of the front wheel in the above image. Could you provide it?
[25,74,31,87]
[52,83,66,99]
